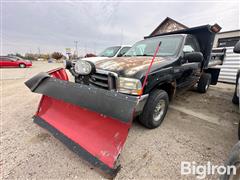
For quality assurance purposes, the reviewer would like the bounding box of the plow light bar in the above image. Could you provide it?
[74,60,95,75]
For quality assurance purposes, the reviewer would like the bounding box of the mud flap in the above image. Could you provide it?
[25,68,140,177]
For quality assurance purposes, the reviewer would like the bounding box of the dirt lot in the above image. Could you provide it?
[1,62,239,179]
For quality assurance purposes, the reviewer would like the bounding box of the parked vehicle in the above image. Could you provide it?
[220,40,240,180]
[81,45,131,63]
[232,41,240,106]
[25,24,222,177]
[48,58,56,63]
[0,56,32,68]
[232,70,240,105]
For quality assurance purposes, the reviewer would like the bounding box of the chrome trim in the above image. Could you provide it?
[96,69,118,78]
[135,94,149,115]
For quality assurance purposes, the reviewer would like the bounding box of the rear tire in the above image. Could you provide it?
[233,93,239,105]
[232,72,239,105]
[19,64,26,68]
[139,89,169,129]
[197,73,211,93]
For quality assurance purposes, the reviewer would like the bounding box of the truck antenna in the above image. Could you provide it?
[140,42,161,95]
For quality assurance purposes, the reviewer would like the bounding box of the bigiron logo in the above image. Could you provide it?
[181,161,236,179]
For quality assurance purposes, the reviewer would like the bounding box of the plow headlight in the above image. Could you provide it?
[74,60,95,75]
[117,77,142,95]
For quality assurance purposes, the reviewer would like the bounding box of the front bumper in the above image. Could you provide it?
[135,94,149,115]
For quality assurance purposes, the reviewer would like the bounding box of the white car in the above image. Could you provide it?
[82,45,131,63]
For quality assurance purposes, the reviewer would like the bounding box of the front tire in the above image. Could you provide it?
[197,73,211,93]
[19,63,26,68]
[139,89,169,129]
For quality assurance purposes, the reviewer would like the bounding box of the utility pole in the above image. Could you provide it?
[74,41,78,57]
[120,28,123,45]
[84,43,87,55]
[38,47,41,56]
[93,42,96,54]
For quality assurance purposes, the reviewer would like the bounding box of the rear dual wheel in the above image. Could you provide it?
[197,73,212,93]
[232,71,239,105]
[139,89,169,129]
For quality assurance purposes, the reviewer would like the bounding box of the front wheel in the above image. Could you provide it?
[139,89,169,129]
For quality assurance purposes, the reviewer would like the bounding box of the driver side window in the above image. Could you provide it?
[118,47,131,57]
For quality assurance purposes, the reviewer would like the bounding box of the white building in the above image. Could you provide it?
[213,30,240,83]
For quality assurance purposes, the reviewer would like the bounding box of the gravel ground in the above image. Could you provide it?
[1,61,239,179]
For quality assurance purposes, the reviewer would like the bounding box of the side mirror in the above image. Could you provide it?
[233,40,240,54]
[184,52,203,63]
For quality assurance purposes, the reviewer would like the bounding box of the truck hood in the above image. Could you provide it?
[82,56,110,63]
[95,56,175,79]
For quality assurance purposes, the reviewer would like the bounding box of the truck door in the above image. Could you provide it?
[177,35,201,89]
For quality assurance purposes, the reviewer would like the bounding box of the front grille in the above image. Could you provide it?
[89,71,117,90]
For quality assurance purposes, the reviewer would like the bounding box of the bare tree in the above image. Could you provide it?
[51,52,63,60]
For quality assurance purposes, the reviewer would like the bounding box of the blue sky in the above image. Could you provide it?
[1,1,239,56]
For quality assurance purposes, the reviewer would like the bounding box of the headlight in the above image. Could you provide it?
[74,60,94,75]
[117,77,142,95]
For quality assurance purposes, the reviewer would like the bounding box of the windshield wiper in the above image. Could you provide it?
[136,54,152,57]
[124,54,153,57]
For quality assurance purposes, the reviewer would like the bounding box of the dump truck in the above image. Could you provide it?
[25,24,222,177]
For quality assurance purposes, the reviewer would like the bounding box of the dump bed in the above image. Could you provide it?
[145,24,221,68]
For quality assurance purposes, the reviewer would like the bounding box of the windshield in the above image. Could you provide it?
[98,46,121,57]
[124,35,183,57]
[9,56,23,61]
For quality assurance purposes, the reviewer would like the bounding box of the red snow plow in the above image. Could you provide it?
[25,68,147,177]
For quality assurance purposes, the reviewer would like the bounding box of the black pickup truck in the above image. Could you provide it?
[25,23,224,176]
[65,24,222,129]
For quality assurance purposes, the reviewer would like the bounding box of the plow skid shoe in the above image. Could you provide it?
[25,69,140,177]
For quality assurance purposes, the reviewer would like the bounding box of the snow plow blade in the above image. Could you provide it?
[25,68,146,177]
